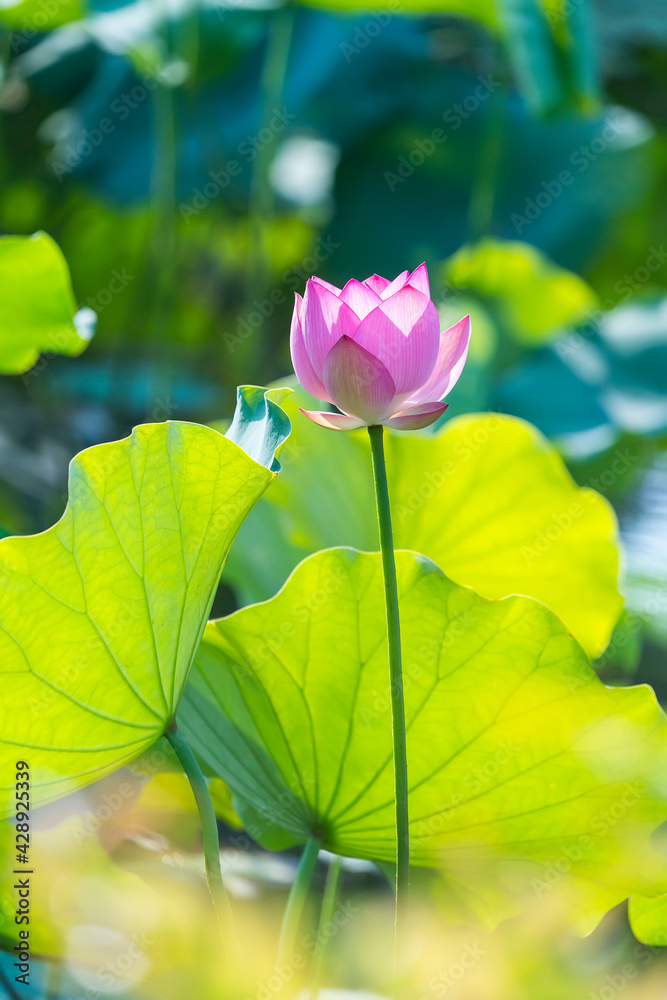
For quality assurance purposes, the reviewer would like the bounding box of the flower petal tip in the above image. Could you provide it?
[384,400,448,431]
[299,408,367,432]
[407,262,430,297]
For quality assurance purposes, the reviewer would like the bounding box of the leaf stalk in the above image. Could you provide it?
[278,836,322,965]
[165,723,238,958]
[368,423,409,965]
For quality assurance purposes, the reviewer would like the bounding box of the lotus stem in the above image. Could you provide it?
[368,423,409,963]
[165,722,237,958]
[278,836,322,965]
[309,854,344,997]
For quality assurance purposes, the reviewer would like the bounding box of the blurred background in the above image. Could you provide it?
[1,0,667,996]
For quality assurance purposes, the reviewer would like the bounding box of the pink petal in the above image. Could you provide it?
[301,279,360,372]
[311,275,342,296]
[322,335,396,424]
[363,273,391,295]
[384,401,448,430]
[339,278,382,319]
[380,269,410,300]
[407,262,429,297]
[290,292,330,402]
[353,286,440,396]
[300,409,367,432]
[405,314,471,406]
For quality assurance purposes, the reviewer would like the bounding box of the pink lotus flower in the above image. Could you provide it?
[290,263,470,431]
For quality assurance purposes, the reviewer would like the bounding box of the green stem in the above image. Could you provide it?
[466,85,507,241]
[309,854,343,997]
[244,2,296,379]
[147,74,178,412]
[165,723,237,957]
[277,836,321,965]
[368,424,409,958]
[251,3,295,223]
[181,0,200,87]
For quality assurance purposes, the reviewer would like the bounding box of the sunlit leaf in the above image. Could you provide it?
[444,238,599,343]
[182,548,667,925]
[209,778,244,830]
[0,231,95,374]
[629,892,667,947]
[225,387,621,657]
[0,389,290,817]
[295,0,497,26]
[0,0,83,30]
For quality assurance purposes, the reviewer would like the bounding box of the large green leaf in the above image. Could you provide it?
[496,0,561,116]
[295,0,598,114]
[629,892,667,946]
[0,231,95,375]
[0,391,290,817]
[296,0,497,25]
[550,0,600,112]
[225,388,621,658]
[443,239,599,344]
[182,548,667,923]
[0,0,83,29]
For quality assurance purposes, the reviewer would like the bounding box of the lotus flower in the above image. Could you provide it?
[290,263,470,431]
